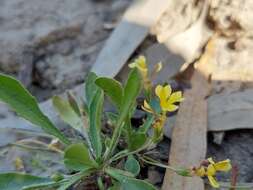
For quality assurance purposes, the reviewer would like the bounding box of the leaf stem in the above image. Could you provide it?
[139,155,177,172]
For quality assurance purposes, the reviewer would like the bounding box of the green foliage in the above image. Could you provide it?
[67,92,82,116]
[0,173,52,190]
[85,72,100,107]
[0,74,70,145]
[0,59,190,190]
[56,173,87,190]
[119,68,142,126]
[95,77,123,110]
[88,89,104,159]
[64,143,98,171]
[105,68,142,159]
[129,132,147,151]
[52,95,83,134]
[106,168,157,190]
[124,155,140,176]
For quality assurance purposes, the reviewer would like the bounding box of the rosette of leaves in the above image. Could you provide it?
[0,68,160,190]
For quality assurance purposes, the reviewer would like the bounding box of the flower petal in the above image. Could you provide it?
[163,104,178,112]
[207,175,220,188]
[214,159,232,172]
[128,62,137,68]
[207,157,215,165]
[168,91,184,103]
[207,164,216,176]
[163,85,172,98]
[142,100,153,113]
[155,85,163,98]
[195,166,206,177]
[129,56,148,77]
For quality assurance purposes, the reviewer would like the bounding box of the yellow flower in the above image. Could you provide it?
[129,55,148,78]
[155,85,184,112]
[194,158,232,188]
[195,166,205,177]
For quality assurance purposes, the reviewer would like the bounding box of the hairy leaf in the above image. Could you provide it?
[88,89,104,159]
[106,168,157,190]
[64,143,97,171]
[0,173,52,190]
[118,68,142,126]
[95,77,123,109]
[0,74,70,145]
[52,96,83,134]
[129,132,147,151]
[85,72,99,107]
[67,92,81,116]
[124,156,140,176]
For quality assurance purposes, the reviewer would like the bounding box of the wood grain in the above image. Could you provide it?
[162,70,208,190]
[92,0,173,77]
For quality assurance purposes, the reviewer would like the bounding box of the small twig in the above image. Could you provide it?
[16,139,64,154]
[11,143,52,152]
[0,128,54,138]
[10,139,63,154]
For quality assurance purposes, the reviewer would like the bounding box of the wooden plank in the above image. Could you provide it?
[92,0,174,77]
[208,89,253,131]
[162,70,208,190]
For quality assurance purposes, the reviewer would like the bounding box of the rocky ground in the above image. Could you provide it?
[0,0,132,101]
[0,0,253,188]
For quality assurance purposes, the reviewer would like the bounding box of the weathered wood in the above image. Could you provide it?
[208,89,253,131]
[144,43,185,83]
[161,0,211,63]
[92,0,173,77]
[162,70,208,190]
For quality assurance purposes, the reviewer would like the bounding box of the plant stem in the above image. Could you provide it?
[103,122,124,161]
[138,155,178,172]
[109,140,153,163]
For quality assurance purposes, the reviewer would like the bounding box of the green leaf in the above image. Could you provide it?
[56,170,93,190]
[119,68,142,126]
[0,173,52,190]
[64,143,97,171]
[23,181,59,190]
[108,182,121,190]
[105,69,142,159]
[124,156,140,176]
[106,168,157,190]
[95,77,123,110]
[97,177,105,190]
[139,115,154,133]
[0,74,70,145]
[106,112,118,126]
[129,132,147,151]
[88,89,104,159]
[67,92,81,116]
[85,72,99,107]
[52,96,83,134]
